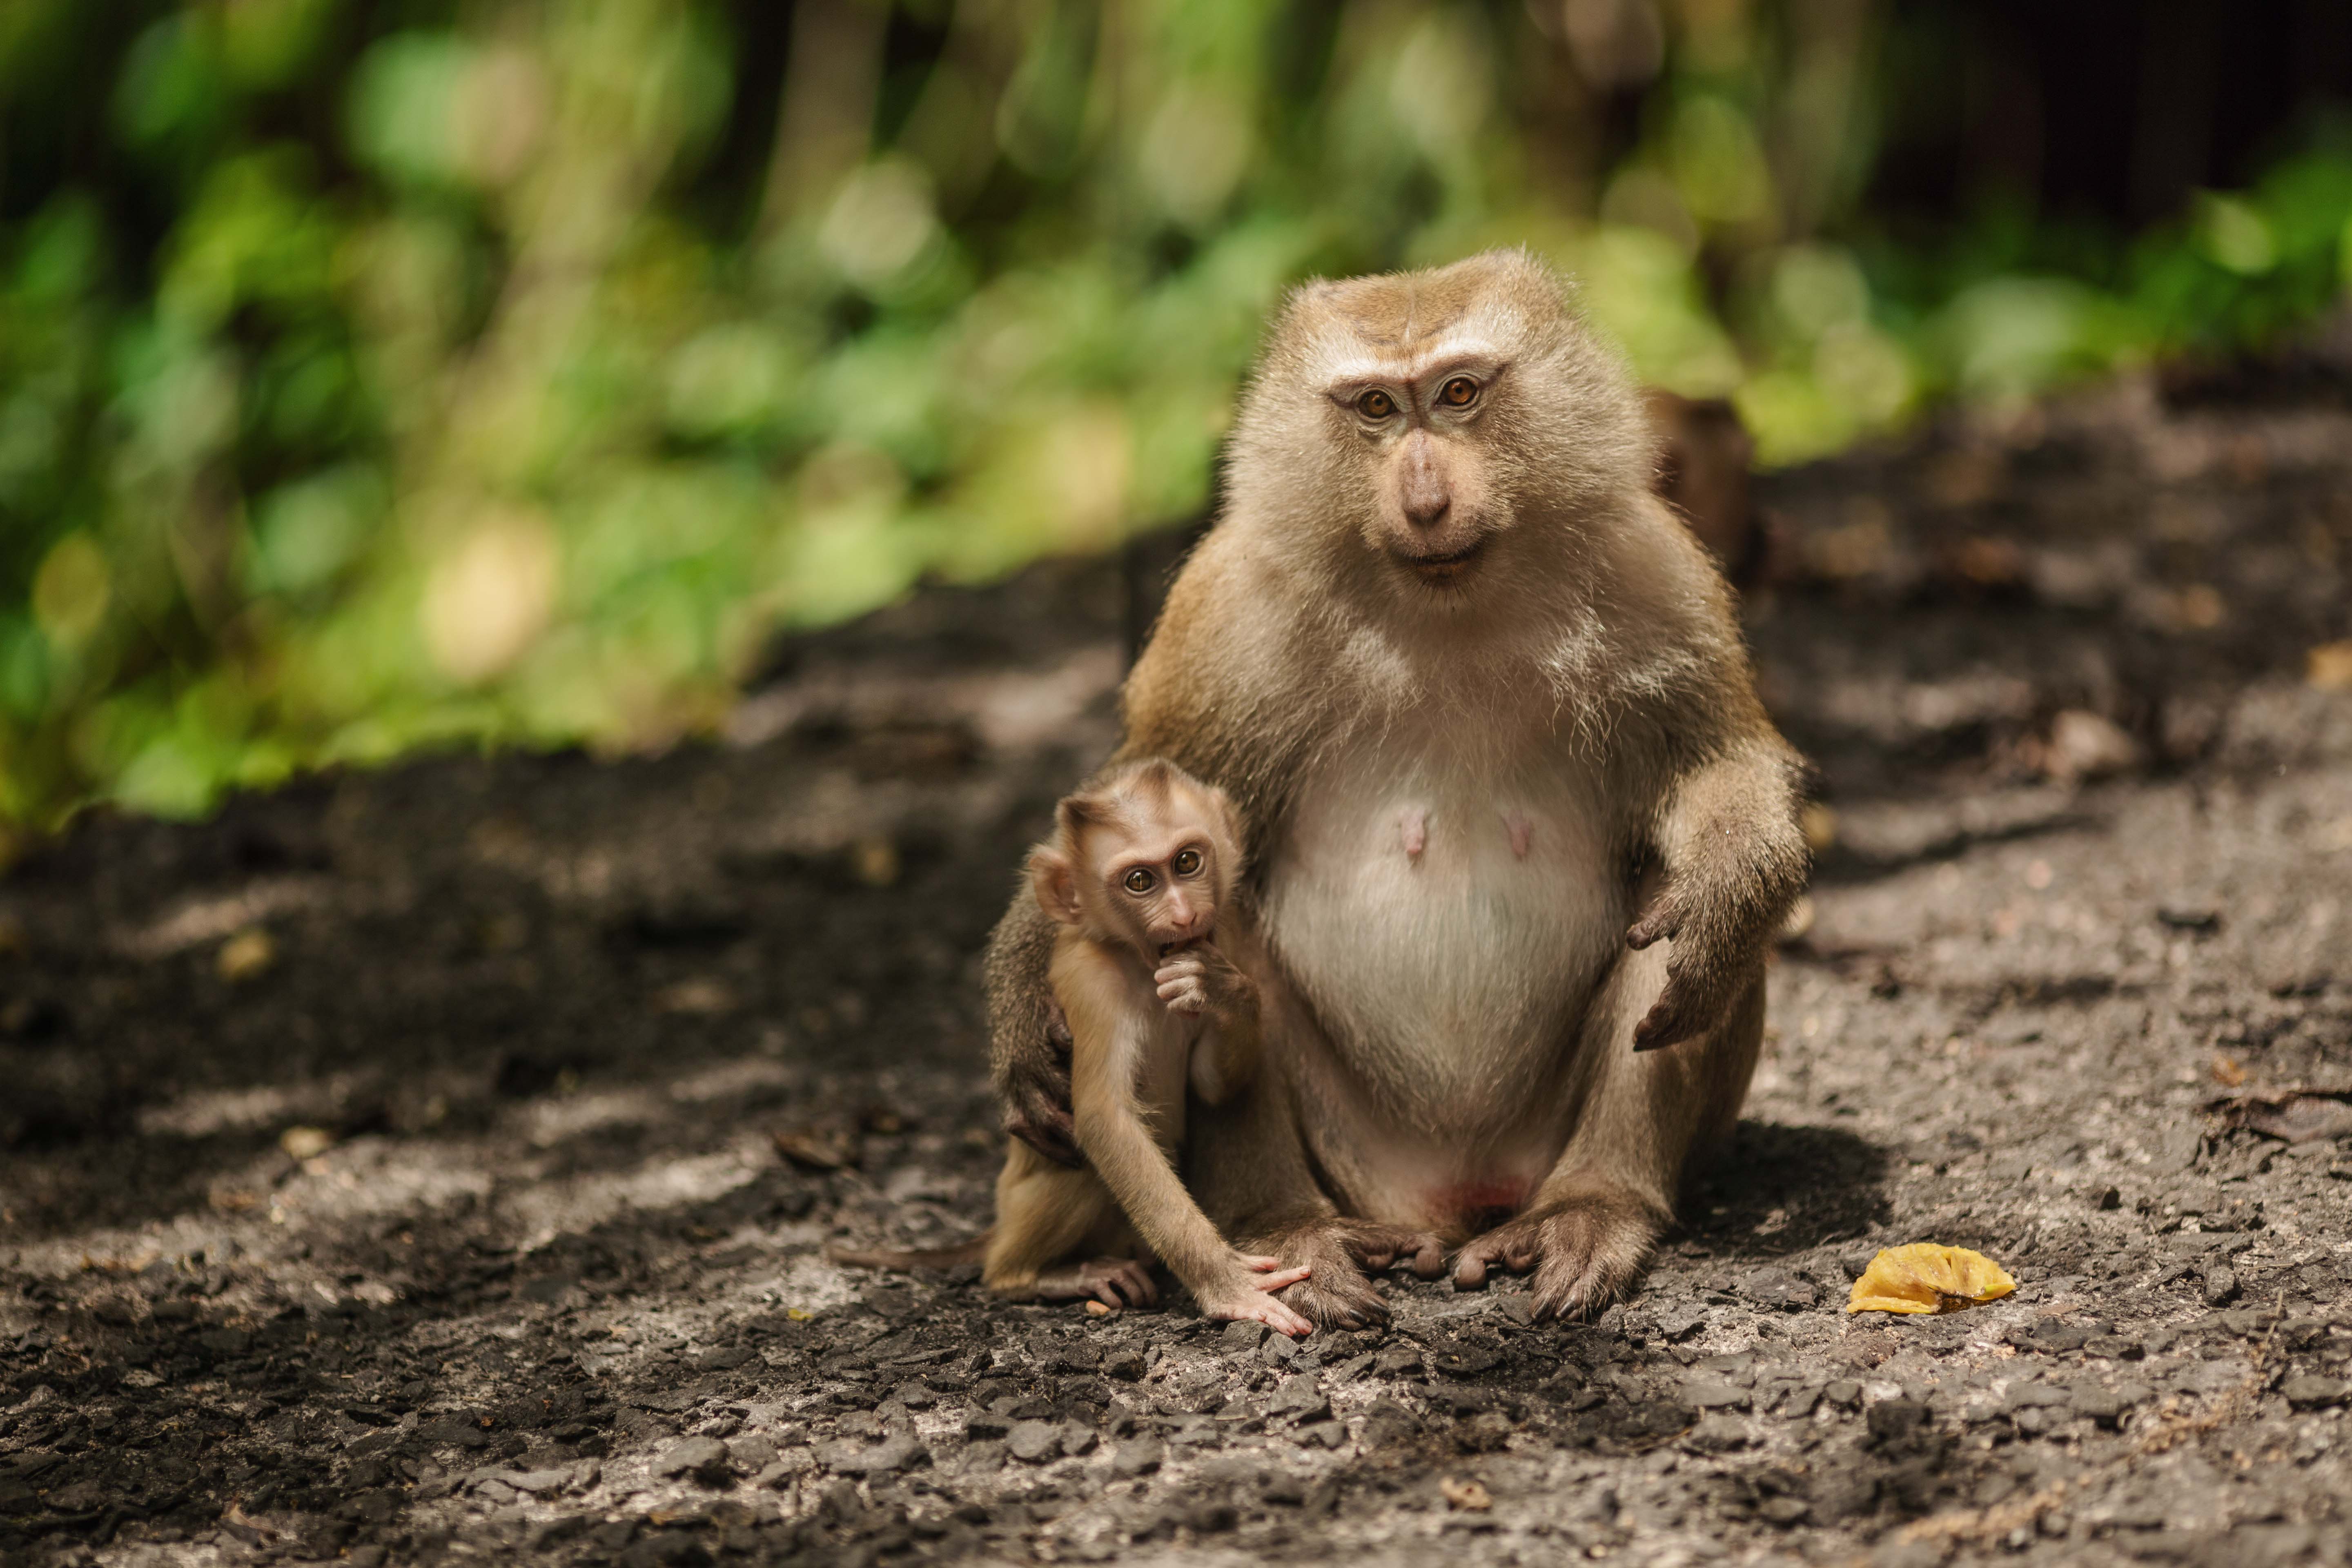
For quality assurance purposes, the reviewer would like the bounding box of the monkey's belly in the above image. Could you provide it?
[1263,765,1625,1161]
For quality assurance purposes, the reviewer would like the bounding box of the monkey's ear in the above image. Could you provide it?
[1028,848,1084,927]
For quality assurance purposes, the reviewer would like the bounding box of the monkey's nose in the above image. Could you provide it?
[1399,433,1450,528]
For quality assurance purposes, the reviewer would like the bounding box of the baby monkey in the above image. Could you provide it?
[840,759,1313,1335]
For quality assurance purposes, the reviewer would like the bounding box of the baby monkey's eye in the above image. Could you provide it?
[1357,389,1396,419]
[1439,376,1478,408]
[1123,868,1157,894]
[1172,848,1203,876]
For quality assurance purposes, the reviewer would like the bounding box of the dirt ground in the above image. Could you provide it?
[4,359,2352,1568]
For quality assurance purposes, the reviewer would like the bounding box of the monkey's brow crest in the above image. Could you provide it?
[1316,341,1508,396]
[1102,834,1208,879]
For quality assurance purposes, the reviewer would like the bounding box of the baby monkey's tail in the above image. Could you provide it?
[827,1234,989,1273]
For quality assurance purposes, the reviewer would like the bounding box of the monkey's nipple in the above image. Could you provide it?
[1399,808,1428,862]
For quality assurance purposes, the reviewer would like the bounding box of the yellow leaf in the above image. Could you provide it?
[1846,1243,2016,1314]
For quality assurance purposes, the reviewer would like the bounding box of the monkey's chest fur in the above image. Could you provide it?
[1262,729,1627,1166]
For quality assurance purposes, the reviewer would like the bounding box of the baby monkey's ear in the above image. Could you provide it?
[1028,846,1085,927]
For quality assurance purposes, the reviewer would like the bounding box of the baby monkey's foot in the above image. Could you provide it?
[1195,1255,1315,1338]
[1035,1257,1160,1311]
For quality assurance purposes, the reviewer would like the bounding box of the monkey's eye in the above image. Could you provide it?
[1123,868,1157,894]
[1172,848,1203,876]
[1356,389,1396,419]
[1439,376,1478,408]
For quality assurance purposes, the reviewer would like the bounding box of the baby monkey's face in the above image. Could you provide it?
[1094,813,1221,953]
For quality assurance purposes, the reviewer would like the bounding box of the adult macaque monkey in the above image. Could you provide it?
[987,249,1806,1327]
[845,760,1316,1334]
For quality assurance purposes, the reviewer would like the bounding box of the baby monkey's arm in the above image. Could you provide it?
[1154,942,1259,1104]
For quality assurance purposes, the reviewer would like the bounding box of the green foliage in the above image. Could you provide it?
[1,0,2348,829]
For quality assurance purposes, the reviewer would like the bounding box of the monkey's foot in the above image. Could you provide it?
[1247,1220,1439,1330]
[1033,1257,1159,1310]
[1450,1189,1665,1320]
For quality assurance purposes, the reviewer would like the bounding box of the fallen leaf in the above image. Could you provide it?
[658,977,735,1015]
[1846,1243,2016,1314]
[2029,710,2143,784]
[1439,1477,1492,1511]
[217,928,275,983]
[2209,1055,2246,1088]
[2210,1089,2352,1144]
[1084,1300,1112,1317]
[773,1128,853,1171]
[2309,640,2352,692]
[279,1125,334,1160]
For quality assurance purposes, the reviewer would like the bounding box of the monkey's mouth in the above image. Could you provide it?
[1395,540,1486,582]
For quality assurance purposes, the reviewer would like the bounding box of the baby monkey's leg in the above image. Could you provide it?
[985,1144,1157,1309]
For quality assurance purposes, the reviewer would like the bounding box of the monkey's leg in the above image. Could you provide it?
[986,1146,1157,1309]
[1452,942,1766,1320]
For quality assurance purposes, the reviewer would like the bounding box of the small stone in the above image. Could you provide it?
[2203,1267,2241,1305]
[1686,1414,1749,1452]
[1061,1422,1098,1457]
[1102,1349,1146,1382]
[1867,1399,1929,1441]
[966,1408,1011,1439]
[1186,1501,1239,1533]
[1007,1420,1063,1463]
[1223,1320,1268,1353]
[725,1436,777,1472]
[1372,1343,1425,1378]
[2004,1383,2070,1411]
[2069,1388,2126,1427]
[1110,1439,1163,1477]
[1682,1378,1751,1410]
[1295,1420,1347,1449]
[1759,1496,1810,1526]
[2281,1375,2349,1408]
[1454,1411,1512,1453]
[1780,1385,1823,1419]
[1268,1375,1330,1422]
[1823,1380,1862,1409]
[650,1436,729,1481]
[1653,1304,1710,1342]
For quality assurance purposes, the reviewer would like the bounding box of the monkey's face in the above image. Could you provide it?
[1090,817,1223,954]
[1236,250,1648,611]
[1325,355,1511,589]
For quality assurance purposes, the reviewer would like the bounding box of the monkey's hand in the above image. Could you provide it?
[1000,998,1084,1168]
[1625,880,1742,1052]
[1154,942,1252,1020]
[1451,1187,1666,1320]
[1192,1254,1316,1338]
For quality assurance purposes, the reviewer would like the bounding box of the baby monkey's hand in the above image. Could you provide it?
[1154,942,1247,1018]
[1196,1254,1316,1338]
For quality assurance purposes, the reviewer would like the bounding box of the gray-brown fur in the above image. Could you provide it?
[988,247,1807,1325]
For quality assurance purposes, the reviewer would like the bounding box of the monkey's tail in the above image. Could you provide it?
[827,1234,990,1274]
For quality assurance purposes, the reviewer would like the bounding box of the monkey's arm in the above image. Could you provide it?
[1626,733,1809,1051]
[1060,951,1312,1336]
[985,895,1081,1167]
[1154,943,1260,1103]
